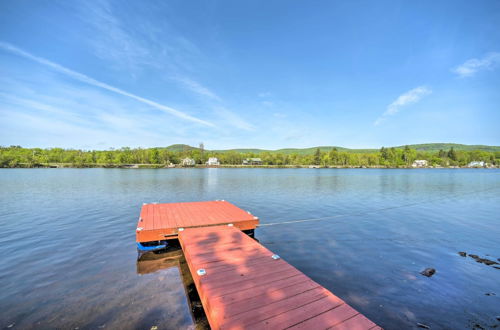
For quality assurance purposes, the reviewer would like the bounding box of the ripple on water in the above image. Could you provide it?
[0,168,499,330]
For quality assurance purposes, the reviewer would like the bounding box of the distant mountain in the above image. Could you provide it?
[167,143,500,155]
[165,144,200,152]
[395,143,500,153]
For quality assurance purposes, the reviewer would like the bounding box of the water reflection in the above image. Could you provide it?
[0,168,499,329]
[137,248,209,330]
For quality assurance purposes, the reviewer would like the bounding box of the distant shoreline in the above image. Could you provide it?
[1,163,497,169]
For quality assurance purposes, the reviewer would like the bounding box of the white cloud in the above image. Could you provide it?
[452,52,500,77]
[175,77,221,102]
[374,86,431,126]
[77,0,159,74]
[76,1,254,132]
[0,77,195,148]
[0,42,214,127]
[258,92,271,98]
[212,107,254,131]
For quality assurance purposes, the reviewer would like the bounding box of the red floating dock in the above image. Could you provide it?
[179,225,380,330]
[136,200,259,242]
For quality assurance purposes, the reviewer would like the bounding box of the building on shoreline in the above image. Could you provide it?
[468,161,485,167]
[412,159,428,167]
[181,157,195,167]
[206,157,220,166]
[242,158,263,165]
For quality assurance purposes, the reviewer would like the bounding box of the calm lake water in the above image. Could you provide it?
[1,168,499,329]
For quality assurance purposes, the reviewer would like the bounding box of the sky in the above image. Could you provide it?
[0,0,499,150]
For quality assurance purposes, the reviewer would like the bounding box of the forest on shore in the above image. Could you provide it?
[1,145,499,168]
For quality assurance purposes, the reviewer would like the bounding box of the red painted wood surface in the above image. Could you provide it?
[136,201,259,242]
[179,226,380,330]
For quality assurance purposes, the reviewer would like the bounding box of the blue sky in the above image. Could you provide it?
[0,0,499,150]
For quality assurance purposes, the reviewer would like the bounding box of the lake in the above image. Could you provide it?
[1,168,499,329]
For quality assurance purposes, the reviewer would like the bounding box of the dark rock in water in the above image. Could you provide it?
[494,266,500,270]
[417,323,430,329]
[468,254,499,266]
[458,252,467,257]
[485,292,496,296]
[420,268,436,277]
[496,316,500,321]
[483,259,498,266]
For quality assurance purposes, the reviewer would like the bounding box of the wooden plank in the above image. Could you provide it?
[210,274,307,306]
[247,296,345,329]
[214,279,322,319]
[328,313,379,330]
[287,304,360,329]
[136,200,259,242]
[219,287,332,329]
[179,226,379,330]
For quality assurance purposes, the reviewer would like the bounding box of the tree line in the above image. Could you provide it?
[0,145,498,168]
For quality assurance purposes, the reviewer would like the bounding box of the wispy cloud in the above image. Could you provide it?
[175,77,221,102]
[0,42,214,127]
[452,52,500,77]
[77,0,159,74]
[0,77,195,148]
[374,86,431,126]
[212,107,254,131]
[75,1,255,132]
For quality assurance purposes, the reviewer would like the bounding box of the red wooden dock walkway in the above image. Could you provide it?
[136,201,380,329]
[179,226,380,329]
[136,201,259,242]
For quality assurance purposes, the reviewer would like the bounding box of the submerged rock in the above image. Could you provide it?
[417,323,431,329]
[420,268,436,277]
[482,259,498,266]
[469,254,499,266]
[458,251,467,257]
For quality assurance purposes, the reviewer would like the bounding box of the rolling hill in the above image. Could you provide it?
[167,143,500,155]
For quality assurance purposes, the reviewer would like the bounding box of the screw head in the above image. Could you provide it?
[197,269,206,276]
[271,254,280,260]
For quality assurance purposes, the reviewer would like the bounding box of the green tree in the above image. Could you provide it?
[313,148,321,165]
[448,147,457,161]
[150,148,160,164]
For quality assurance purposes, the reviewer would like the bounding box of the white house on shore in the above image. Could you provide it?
[181,157,195,167]
[412,160,428,167]
[242,158,263,165]
[206,157,220,166]
[468,161,485,167]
